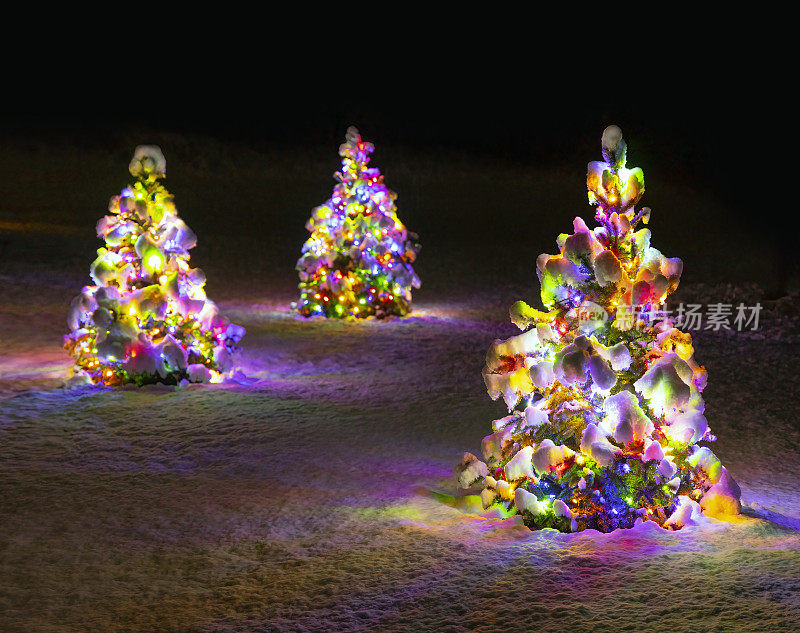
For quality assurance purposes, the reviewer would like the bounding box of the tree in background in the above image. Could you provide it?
[454,126,741,532]
[293,127,420,318]
[65,146,244,386]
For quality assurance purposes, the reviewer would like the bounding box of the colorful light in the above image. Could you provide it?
[454,126,741,533]
[293,127,421,319]
[64,145,246,386]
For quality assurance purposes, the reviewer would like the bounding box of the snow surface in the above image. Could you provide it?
[2,139,800,632]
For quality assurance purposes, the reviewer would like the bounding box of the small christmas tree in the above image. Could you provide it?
[64,146,245,386]
[454,126,741,532]
[293,127,420,318]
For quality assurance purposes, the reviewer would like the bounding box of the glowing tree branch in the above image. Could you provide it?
[454,126,741,532]
[65,146,245,386]
[293,127,421,318]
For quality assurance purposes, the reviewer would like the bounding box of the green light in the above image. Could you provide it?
[143,250,165,274]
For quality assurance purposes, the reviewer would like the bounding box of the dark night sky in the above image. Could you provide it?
[4,22,789,183]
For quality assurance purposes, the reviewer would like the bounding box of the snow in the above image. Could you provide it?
[532,439,575,475]
[1,139,800,632]
[664,496,703,529]
[503,445,535,481]
[701,468,743,518]
[553,498,574,518]
[453,452,487,489]
[688,446,724,484]
[602,390,654,444]
[658,456,678,479]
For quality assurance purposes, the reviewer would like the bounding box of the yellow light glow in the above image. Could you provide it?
[146,252,163,272]
[648,383,669,416]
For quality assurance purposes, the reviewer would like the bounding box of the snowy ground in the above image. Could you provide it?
[2,138,800,632]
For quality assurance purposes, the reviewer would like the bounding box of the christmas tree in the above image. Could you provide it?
[293,127,420,318]
[64,146,245,386]
[454,126,741,533]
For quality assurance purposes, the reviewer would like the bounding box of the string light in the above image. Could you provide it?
[64,145,245,386]
[456,126,740,533]
[293,127,421,319]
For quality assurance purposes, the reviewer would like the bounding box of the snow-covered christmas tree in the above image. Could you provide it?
[454,126,741,532]
[293,127,420,318]
[64,146,245,386]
